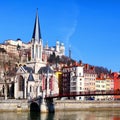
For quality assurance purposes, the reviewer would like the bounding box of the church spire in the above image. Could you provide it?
[32,9,42,43]
[31,9,43,63]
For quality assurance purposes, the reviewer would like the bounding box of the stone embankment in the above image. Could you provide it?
[0,99,120,112]
[54,100,120,111]
[0,99,28,112]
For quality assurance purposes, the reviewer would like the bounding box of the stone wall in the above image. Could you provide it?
[0,99,28,112]
[54,100,120,111]
[1,99,120,112]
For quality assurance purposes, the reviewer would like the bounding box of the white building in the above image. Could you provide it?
[62,63,84,100]
[70,65,84,100]
[43,41,65,58]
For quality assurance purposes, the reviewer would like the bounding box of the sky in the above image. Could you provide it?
[0,0,120,72]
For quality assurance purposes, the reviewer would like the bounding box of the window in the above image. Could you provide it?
[79,73,81,76]
[40,86,42,92]
[32,45,34,58]
[19,76,24,91]
[30,86,32,92]
[71,82,76,86]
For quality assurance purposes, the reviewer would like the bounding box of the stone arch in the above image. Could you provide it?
[30,102,40,112]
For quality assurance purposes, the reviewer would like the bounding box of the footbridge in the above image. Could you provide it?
[45,90,120,99]
[28,90,120,112]
[28,96,54,113]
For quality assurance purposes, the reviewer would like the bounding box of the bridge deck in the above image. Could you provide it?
[45,90,120,99]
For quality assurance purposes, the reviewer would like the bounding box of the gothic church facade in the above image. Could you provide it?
[14,10,59,99]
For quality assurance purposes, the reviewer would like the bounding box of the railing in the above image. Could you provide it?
[45,90,120,98]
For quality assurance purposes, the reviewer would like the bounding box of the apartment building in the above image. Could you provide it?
[62,63,84,100]
[62,63,99,100]
[106,78,114,100]
[95,77,106,100]
[111,72,120,100]
[83,64,97,100]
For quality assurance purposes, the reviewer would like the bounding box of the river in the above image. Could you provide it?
[0,111,120,120]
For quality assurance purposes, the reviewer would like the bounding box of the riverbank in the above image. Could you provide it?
[54,100,120,111]
[0,99,28,112]
[0,99,120,112]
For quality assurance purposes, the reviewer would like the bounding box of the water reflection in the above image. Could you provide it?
[29,112,40,120]
[0,111,120,120]
[28,112,54,120]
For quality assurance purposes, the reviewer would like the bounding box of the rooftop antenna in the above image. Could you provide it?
[69,45,71,59]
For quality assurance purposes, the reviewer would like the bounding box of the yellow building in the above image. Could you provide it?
[55,71,62,95]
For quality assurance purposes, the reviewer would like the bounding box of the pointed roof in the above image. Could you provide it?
[32,9,42,43]
[28,71,34,81]
[38,66,54,74]
[23,66,34,73]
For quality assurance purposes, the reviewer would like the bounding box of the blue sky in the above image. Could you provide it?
[0,0,120,72]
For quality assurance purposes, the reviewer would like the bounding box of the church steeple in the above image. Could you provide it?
[32,9,42,43]
[31,9,43,63]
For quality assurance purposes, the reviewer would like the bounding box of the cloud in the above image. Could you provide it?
[64,20,77,56]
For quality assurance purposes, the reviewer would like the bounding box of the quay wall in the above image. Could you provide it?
[0,99,28,112]
[54,100,120,111]
[1,100,120,112]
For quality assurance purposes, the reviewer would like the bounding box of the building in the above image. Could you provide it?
[106,77,114,100]
[84,64,97,100]
[62,63,84,100]
[55,71,62,95]
[95,73,114,101]
[95,77,106,100]
[15,10,59,99]
[0,39,31,59]
[111,72,120,100]
[62,63,99,100]
[43,41,65,58]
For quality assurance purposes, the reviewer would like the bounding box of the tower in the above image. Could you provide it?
[69,45,71,59]
[27,9,46,73]
[56,41,60,52]
[31,9,42,62]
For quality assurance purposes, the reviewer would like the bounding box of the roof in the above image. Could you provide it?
[23,66,34,73]
[32,9,42,43]
[38,66,54,74]
[28,72,34,81]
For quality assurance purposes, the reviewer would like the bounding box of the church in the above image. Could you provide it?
[13,10,59,99]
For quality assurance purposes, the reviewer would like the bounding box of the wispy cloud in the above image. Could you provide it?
[64,20,77,55]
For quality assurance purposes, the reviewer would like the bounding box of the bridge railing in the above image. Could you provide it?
[45,90,120,98]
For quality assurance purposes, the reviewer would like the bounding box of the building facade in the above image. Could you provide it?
[62,63,84,100]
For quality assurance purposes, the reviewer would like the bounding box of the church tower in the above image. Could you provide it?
[31,9,42,62]
[27,9,46,73]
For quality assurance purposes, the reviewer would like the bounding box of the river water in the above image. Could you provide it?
[0,111,120,120]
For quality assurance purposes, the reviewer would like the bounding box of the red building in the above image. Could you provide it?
[111,72,120,100]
